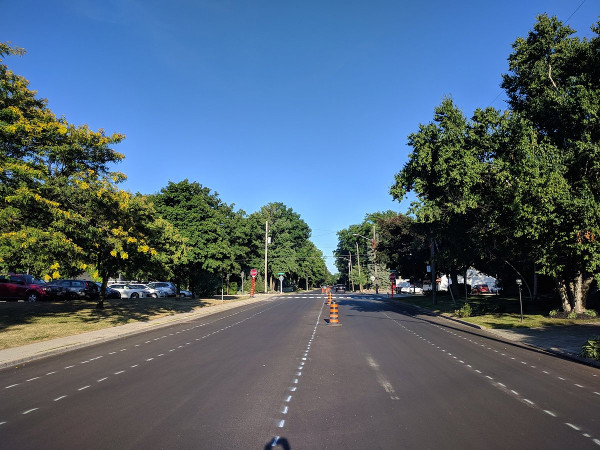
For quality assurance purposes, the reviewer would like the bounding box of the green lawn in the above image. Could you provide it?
[395,293,600,329]
[0,295,250,350]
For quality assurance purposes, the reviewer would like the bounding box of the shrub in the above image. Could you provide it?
[567,311,578,319]
[456,303,472,318]
[580,336,600,360]
[549,309,559,318]
[584,309,597,318]
[229,282,238,295]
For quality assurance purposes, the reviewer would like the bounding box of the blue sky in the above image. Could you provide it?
[4,0,598,272]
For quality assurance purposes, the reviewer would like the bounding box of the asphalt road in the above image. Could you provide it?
[0,292,598,449]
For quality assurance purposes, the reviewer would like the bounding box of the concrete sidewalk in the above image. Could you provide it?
[0,295,274,369]
[487,324,600,367]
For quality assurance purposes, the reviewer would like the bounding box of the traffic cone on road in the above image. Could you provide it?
[328,301,341,326]
[326,291,332,305]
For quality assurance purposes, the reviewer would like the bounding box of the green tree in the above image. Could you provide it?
[150,180,248,295]
[0,42,127,282]
[500,15,600,312]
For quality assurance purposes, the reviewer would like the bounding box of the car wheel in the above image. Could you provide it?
[151,293,157,298]
[180,293,185,298]
[131,292,139,299]
[27,292,39,302]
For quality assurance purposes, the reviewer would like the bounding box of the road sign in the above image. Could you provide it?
[250,268,258,278]
[279,275,284,282]
[389,273,396,281]
[277,272,285,276]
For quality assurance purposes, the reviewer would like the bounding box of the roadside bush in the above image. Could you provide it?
[549,309,559,318]
[455,303,472,318]
[568,311,578,319]
[229,282,238,295]
[580,336,600,360]
[584,309,597,318]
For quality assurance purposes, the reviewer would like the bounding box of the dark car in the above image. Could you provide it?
[46,279,100,300]
[0,274,51,302]
[334,284,346,293]
[95,282,121,299]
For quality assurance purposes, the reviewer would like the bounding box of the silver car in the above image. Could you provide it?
[130,284,166,298]
[108,283,150,299]
[147,282,176,297]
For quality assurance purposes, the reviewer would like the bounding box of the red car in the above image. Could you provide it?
[0,274,52,302]
[471,284,490,295]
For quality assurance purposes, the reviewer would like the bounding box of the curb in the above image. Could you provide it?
[0,294,277,370]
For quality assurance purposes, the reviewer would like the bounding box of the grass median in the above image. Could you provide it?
[0,295,252,350]
[393,293,600,329]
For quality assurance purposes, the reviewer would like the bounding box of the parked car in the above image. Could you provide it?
[179,289,193,298]
[129,283,166,298]
[95,282,122,299]
[0,274,52,302]
[46,279,100,301]
[108,283,150,298]
[147,281,176,297]
[471,284,490,295]
[401,284,424,295]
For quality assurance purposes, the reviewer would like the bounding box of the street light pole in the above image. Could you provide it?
[264,221,268,294]
[373,225,378,294]
[356,242,362,292]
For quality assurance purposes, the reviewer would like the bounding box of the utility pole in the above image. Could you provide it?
[373,224,378,294]
[349,252,354,291]
[356,241,362,292]
[264,221,268,293]
[431,239,436,305]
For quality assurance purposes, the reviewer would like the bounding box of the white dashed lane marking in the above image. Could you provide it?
[384,310,600,447]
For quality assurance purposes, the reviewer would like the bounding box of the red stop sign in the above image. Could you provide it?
[389,273,396,282]
[250,269,258,278]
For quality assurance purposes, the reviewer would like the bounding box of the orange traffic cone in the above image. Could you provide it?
[328,301,341,326]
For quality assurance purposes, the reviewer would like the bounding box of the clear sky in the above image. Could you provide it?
[4,0,597,272]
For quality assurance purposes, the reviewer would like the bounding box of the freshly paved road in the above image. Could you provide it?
[0,292,598,449]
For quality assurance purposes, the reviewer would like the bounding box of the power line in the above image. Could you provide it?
[564,0,586,24]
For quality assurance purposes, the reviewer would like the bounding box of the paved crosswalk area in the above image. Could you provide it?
[284,294,381,300]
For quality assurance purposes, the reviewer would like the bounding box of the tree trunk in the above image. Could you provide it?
[96,274,108,309]
[555,278,572,313]
[556,273,594,313]
[533,263,538,301]
[449,269,460,302]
